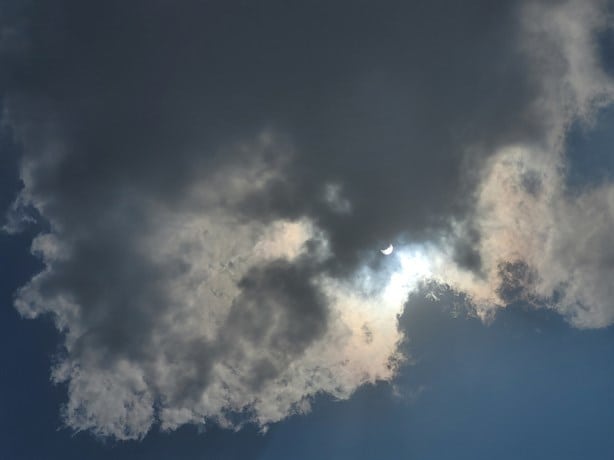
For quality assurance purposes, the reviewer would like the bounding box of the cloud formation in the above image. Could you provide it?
[431,0,614,327]
[3,0,614,440]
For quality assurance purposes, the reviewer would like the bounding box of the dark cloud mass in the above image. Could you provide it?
[3,0,614,440]
[225,260,329,387]
[6,0,539,252]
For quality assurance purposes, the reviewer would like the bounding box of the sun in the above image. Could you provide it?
[382,245,433,306]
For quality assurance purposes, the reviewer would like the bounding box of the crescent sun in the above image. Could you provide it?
[380,244,394,255]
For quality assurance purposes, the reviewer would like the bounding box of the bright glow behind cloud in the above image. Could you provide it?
[383,246,433,306]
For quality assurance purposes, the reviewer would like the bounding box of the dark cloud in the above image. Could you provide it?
[234,0,545,269]
[224,259,329,390]
[451,225,483,273]
[496,261,537,305]
[5,0,545,262]
[230,260,328,355]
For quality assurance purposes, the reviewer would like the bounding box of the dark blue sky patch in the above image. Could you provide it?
[0,110,22,214]
[0,230,62,459]
[597,16,614,78]
[564,105,614,190]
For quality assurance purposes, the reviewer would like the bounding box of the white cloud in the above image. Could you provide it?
[427,0,614,328]
[12,133,405,440]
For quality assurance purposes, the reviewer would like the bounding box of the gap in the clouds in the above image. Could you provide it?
[564,104,614,190]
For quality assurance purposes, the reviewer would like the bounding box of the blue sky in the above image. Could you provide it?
[3,1,614,459]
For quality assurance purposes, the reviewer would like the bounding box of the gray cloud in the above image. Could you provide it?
[4,0,614,440]
[6,0,545,261]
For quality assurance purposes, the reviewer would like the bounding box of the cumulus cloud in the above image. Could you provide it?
[3,0,614,441]
[429,0,614,328]
[448,144,614,328]
[12,132,404,439]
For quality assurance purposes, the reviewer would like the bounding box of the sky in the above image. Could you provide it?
[2,0,614,458]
